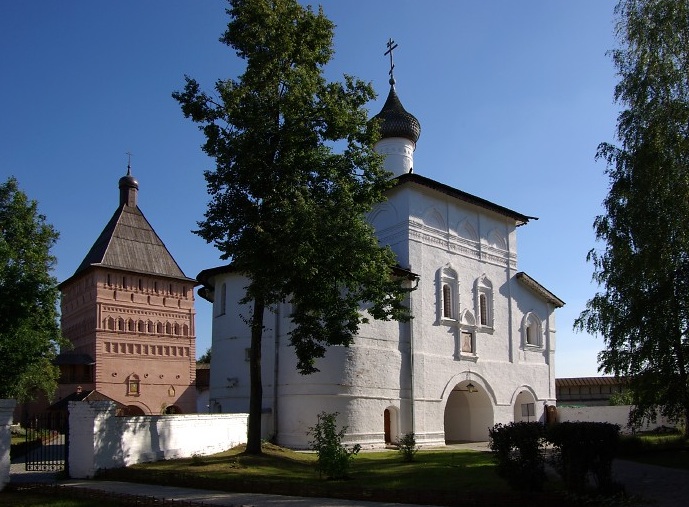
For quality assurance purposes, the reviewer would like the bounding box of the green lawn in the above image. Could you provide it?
[98,443,568,506]
[618,433,689,470]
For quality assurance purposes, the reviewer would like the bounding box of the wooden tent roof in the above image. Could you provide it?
[60,172,194,286]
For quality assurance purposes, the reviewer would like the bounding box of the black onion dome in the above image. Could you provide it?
[118,171,138,191]
[373,85,421,143]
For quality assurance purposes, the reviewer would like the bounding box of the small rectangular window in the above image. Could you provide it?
[521,403,535,418]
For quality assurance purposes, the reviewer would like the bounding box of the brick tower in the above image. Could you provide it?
[57,167,197,414]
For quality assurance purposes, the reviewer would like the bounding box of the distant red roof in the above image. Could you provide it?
[556,376,627,387]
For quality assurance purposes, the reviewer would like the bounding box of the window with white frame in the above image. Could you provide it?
[522,312,542,347]
[438,266,459,322]
[475,275,493,329]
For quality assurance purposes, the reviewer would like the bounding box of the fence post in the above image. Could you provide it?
[0,399,17,491]
[68,401,116,479]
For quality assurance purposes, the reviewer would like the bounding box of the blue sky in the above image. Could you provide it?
[1,1,619,378]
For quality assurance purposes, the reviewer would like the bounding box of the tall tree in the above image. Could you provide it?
[174,0,412,453]
[576,0,689,435]
[0,177,67,401]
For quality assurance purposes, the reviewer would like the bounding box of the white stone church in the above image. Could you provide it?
[197,72,563,449]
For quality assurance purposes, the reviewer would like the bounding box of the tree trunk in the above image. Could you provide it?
[245,296,265,454]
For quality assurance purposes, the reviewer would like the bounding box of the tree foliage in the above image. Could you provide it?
[173,0,412,453]
[576,0,689,435]
[0,177,67,401]
[197,347,212,364]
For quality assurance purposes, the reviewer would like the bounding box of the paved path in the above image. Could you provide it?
[61,480,437,507]
[612,458,689,507]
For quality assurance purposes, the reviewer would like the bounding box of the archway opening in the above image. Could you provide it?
[163,405,182,415]
[513,390,537,423]
[444,381,494,443]
[123,405,145,416]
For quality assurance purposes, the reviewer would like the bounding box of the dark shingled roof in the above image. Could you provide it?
[47,389,126,412]
[63,204,193,284]
[373,85,421,144]
[53,353,95,366]
[556,377,626,388]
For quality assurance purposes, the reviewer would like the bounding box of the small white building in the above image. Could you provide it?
[197,78,564,449]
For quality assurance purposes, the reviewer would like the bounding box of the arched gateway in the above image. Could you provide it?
[444,379,494,443]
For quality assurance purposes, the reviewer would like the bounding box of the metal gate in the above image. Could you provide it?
[24,411,68,472]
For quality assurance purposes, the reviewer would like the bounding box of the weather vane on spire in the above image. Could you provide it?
[125,151,133,175]
[384,38,398,86]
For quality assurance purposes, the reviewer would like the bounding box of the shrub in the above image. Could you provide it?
[547,421,620,495]
[398,432,418,462]
[488,422,547,492]
[308,411,361,479]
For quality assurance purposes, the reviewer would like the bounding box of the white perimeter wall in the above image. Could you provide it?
[69,401,247,478]
[557,405,675,433]
[0,400,15,491]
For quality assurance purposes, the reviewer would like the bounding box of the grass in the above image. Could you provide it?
[618,433,689,470]
[98,443,572,506]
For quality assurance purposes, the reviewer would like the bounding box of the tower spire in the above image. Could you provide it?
[119,152,139,207]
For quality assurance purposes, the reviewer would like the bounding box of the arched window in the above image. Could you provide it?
[475,275,494,329]
[438,266,459,322]
[443,285,452,318]
[156,322,163,334]
[522,312,542,348]
[165,322,172,335]
[174,323,180,335]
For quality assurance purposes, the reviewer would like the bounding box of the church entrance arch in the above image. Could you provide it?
[444,380,494,442]
[513,389,537,423]
[383,407,399,444]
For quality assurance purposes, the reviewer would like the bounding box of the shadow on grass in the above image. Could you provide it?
[96,444,584,506]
